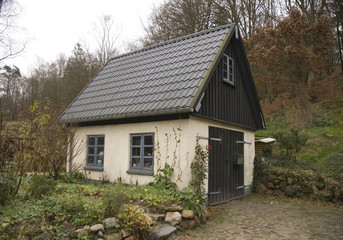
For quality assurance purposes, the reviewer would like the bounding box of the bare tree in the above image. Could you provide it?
[0,0,25,62]
[93,15,120,66]
[142,0,228,46]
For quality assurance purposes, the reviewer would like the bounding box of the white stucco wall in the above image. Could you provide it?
[68,115,255,192]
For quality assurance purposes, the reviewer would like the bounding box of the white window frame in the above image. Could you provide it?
[223,54,235,85]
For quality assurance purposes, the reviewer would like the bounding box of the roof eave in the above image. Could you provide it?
[60,107,194,124]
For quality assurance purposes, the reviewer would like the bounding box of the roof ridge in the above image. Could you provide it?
[110,23,235,61]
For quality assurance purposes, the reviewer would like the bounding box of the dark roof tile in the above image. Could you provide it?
[61,24,233,122]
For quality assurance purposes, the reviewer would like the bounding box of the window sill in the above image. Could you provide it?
[223,79,235,86]
[126,169,153,176]
[84,166,104,172]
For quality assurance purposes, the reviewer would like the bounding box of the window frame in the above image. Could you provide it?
[85,135,105,171]
[127,133,154,176]
[223,54,235,85]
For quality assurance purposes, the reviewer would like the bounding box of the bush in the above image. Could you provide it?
[179,187,206,217]
[102,185,127,217]
[117,204,151,240]
[25,175,57,199]
[59,194,104,226]
[59,171,85,183]
[0,174,17,205]
[272,129,308,159]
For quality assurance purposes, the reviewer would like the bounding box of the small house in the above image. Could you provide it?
[61,24,265,205]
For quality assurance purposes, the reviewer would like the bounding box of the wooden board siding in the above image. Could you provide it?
[195,38,259,130]
[208,126,244,205]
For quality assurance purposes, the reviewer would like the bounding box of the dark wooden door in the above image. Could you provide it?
[208,126,244,205]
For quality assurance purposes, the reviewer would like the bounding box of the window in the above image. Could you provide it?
[128,133,154,175]
[85,135,104,171]
[223,54,234,85]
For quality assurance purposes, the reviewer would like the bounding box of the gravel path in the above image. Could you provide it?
[173,194,343,240]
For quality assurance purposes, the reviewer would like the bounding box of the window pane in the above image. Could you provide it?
[132,136,141,145]
[98,136,104,145]
[144,147,153,157]
[97,147,104,155]
[97,156,103,165]
[132,147,140,156]
[88,147,94,154]
[88,137,95,145]
[87,156,94,165]
[223,69,228,79]
[144,158,153,168]
[144,135,153,145]
[132,158,140,168]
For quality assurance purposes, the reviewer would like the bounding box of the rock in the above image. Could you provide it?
[98,231,104,238]
[279,182,287,192]
[319,189,334,202]
[284,186,297,198]
[257,183,267,194]
[273,179,281,185]
[303,185,313,194]
[272,190,283,197]
[32,232,53,240]
[165,212,182,226]
[268,175,277,181]
[90,224,104,232]
[83,225,91,231]
[315,181,325,190]
[146,215,154,225]
[75,229,89,238]
[275,184,280,190]
[122,230,132,238]
[179,221,190,229]
[149,213,166,222]
[266,182,275,189]
[194,215,201,226]
[181,210,194,219]
[200,214,207,224]
[189,220,196,229]
[287,177,294,186]
[106,233,122,240]
[265,190,273,195]
[102,217,118,229]
[150,224,177,240]
[165,204,183,212]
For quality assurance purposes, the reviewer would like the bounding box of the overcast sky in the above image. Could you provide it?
[5,0,163,76]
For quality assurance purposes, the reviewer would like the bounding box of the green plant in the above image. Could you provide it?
[179,187,206,217]
[190,139,210,194]
[117,204,151,240]
[59,194,104,226]
[60,172,85,183]
[25,175,57,199]
[272,129,308,159]
[152,163,177,190]
[0,173,16,205]
[102,185,127,217]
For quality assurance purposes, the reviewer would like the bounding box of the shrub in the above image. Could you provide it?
[0,174,17,205]
[179,187,206,217]
[59,194,104,226]
[102,185,127,217]
[117,204,151,240]
[25,175,57,199]
[152,163,177,190]
[272,129,308,159]
[59,171,85,183]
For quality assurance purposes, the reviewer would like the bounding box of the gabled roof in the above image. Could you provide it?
[60,24,235,123]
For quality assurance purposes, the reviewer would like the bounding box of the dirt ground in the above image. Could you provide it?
[173,194,343,240]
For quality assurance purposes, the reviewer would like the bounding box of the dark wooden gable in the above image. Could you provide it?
[194,29,264,130]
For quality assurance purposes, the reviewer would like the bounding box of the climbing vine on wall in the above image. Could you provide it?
[190,139,211,195]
